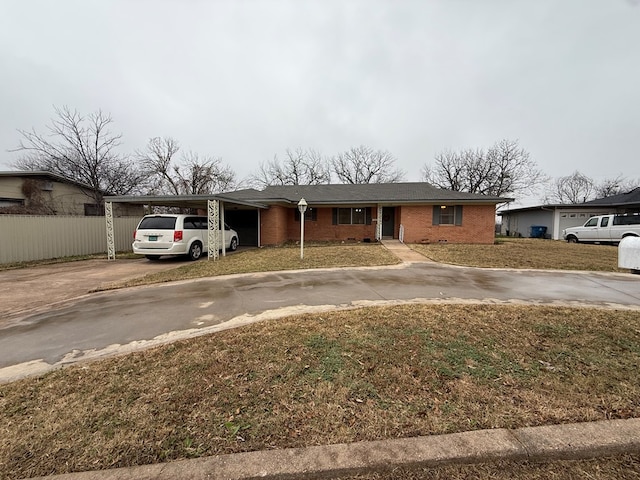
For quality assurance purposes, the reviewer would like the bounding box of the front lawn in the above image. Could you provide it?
[2,304,638,479]
[412,238,623,272]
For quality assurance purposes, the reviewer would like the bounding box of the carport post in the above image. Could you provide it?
[105,201,116,260]
[207,199,220,261]
[220,201,226,257]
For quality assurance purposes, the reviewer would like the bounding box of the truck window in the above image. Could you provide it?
[613,215,640,226]
[601,217,609,227]
[585,218,599,227]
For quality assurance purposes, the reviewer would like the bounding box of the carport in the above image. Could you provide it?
[104,194,268,260]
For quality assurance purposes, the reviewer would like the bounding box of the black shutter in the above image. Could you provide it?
[332,208,338,225]
[432,206,440,225]
[455,206,463,226]
[294,210,300,222]
[365,207,372,225]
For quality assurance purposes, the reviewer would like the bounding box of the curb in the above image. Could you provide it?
[30,418,640,480]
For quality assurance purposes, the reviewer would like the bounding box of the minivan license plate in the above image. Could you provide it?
[148,235,158,241]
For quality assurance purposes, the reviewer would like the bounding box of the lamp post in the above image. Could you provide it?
[298,198,307,260]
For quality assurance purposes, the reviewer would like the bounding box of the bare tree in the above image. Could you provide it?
[177,152,236,194]
[251,148,331,187]
[544,171,594,204]
[137,137,237,195]
[11,106,145,208]
[331,145,405,184]
[594,175,639,199]
[136,137,182,194]
[423,139,545,198]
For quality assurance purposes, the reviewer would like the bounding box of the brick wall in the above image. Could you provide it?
[261,207,377,245]
[260,204,496,245]
[260,205,289,245]
[399,204,496,244]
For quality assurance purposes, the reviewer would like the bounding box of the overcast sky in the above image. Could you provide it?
[1,0,639,205]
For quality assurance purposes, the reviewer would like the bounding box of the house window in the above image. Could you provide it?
[84,203,105,216]
[432,205,463,226]
[332,207,372,225]
[294,207,317,222]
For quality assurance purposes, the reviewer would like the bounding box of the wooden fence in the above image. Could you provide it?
[0,215,140,264]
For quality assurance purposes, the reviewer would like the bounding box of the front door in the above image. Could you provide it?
[382,207,395,238]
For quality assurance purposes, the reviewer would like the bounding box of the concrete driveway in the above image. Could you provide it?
[1,259,639,382]
[0,258,186,327]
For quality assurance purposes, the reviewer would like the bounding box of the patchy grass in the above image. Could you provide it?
[111,243,400,289]
[412,238,623,272]
[2,304,639,479]
[345,454,640,479]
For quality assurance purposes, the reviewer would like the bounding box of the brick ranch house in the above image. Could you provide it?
[111,183,510,247]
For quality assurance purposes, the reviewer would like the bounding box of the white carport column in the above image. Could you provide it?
[105,201,116,260]
[207,199,220,261]
[220,201,226,257]
[375,205,383,241]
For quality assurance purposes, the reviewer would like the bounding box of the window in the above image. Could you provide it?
[84,203,105,216]
[585,217,599,227]
[332,207,372,225]
[439,206,455,225]
[137,216,177,229]
[601,217,609,227]
[432,205,463,226]
[613,215,640,226]
[294,207,317,222]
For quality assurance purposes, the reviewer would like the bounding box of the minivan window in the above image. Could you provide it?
[138,217,177,229]
[184,217,202,229]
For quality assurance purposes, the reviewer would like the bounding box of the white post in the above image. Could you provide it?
[220,201,226,257]
[105,201,116,260]
[376,205,383,241]
[298,198,308,260]
[207,199,220,261]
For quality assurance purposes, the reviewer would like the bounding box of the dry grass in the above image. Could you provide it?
[2,304,639,479]
[113,243,400,289]
[412,238,623,272]
[346,455,640,479]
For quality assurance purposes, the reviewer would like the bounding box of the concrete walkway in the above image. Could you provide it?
[381,238,432,262]
[31,418,640,479]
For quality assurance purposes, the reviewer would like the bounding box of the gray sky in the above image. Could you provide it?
[1,0,639,205]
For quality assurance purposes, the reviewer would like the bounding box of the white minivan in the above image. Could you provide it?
[133,214,239,261]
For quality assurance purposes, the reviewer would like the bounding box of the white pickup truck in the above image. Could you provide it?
[563,214,640,244]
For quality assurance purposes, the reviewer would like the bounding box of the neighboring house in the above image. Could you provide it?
[0,171,142,216]
[112,183,510,246]
[498,187,640,240]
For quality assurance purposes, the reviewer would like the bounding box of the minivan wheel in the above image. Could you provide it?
[145,255,161,261]
[230,237,238,251]
[188,241,203,261]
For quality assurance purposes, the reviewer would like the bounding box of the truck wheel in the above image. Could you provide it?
[567,236,578,244]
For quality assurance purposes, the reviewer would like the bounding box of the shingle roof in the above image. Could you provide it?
[223,183,510,205]
[582,187,640,207]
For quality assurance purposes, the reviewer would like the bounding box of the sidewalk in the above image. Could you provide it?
[31,418,640,479]
[381,239,432,263]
